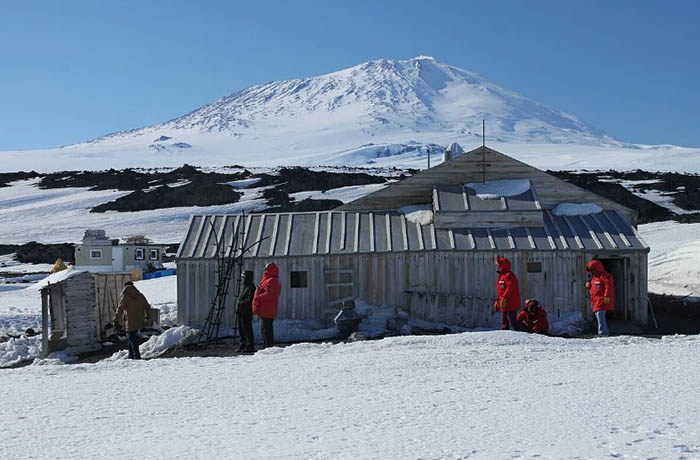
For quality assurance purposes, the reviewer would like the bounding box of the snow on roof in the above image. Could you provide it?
[465,179,531,200]
[34,269,88,290]
[552,203,604,216]
[399,205,434,225]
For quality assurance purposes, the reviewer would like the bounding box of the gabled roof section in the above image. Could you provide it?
[338,146,638,224]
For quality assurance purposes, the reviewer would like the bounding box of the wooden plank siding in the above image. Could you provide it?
[177,249,648,329]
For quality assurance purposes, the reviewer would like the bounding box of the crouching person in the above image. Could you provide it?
[113,281,151,360]
[236,271,256,353]
[516,299,549,334]
[252,263,281,348]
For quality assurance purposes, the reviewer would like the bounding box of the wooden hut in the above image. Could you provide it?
[39,270,132,356]
[176,146,650,329]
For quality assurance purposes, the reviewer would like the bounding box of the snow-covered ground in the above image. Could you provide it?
[639,221,700,297]
[2,332,699,459]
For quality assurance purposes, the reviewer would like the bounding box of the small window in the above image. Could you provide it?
[527,262,542,273]
[135,248,145,260]
[149,249,159,260]
[290,271,308,288]
[90,249,102,260]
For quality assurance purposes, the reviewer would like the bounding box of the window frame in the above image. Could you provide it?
[135,248,145,261]
[149,248,159,260]
[89,249,103,260]
[290,270,308,289]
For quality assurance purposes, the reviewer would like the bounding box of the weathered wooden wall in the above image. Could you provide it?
[63,274,98,348]
[177,250,648,329]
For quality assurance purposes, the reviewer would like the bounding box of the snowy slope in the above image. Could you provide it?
[3,56,700,172]
[2,332,700,459]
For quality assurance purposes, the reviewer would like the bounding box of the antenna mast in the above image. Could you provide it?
[427,146,431,169]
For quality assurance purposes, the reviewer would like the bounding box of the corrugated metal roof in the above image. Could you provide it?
[176,209,648,259]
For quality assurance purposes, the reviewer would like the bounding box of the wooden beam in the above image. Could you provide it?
[354,212,360,253]
[461,185,470,210]
[430,224,437,250]
[311,212,320,255]
[385,214,392,252]
[432,185,441,211]
[283,214,293,256]
[590,213,617,249]
[524,227,537,249]
[416,223,425,250]
[41,290,49,358]
[369,213,375,252]
[505,228,516,249]
[325,211,333,254]
[401,214,409,250]
[545,211,569,249]
[562,216,585,249]
[254,214,266,256]
[578,215,603,250]
[486,228,496,250]
[340,212,346,250]
[467,229,476,250]
[448,229,456,249]
[268,214,279,256]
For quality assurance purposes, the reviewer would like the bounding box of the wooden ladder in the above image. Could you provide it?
[324,267,355,320]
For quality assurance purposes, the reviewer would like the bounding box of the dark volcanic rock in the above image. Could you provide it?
[39,164,249,192]
[15,242,75,265]
[0,244,19,256]
[261,188,343,213]
[90,180,242,212]
[0,171,40,188]
[550,171,676,224]
[256,167,387,194]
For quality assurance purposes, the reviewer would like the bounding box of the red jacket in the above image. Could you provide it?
[516,304,549,334]
[587,260,614,313]
[496,257,521,312]
[252,263,281,319]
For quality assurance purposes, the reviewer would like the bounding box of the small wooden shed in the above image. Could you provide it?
[39,270,132,356]
[176,146,650,329]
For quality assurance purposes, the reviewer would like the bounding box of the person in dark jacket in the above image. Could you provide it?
[494,256,523,331]
[236,270,256,353]
[113,281,151,359]
[252,263,281,348]
[585,260,615,336]
[516,299,549,334]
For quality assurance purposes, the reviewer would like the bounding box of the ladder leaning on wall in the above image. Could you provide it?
[324,266,355,321]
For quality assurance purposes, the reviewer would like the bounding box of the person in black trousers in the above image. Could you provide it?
[236,271,256,352]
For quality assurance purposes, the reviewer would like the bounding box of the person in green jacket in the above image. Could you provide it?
[236,271,256,352]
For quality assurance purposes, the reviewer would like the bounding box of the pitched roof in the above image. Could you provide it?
[337,146,638,224]
[176,209,647,260]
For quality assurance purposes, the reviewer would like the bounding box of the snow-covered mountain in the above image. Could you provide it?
[100,55,614,146]
[2,56,700,172]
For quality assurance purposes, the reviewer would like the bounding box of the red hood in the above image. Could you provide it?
[262,263,279,280]
[587,260,605,276]
[496,257,511,273]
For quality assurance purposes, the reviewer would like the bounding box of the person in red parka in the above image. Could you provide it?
[252,262,281,348]
[516,299,549,334]
[585,260,614,336]
[494,256,523,331]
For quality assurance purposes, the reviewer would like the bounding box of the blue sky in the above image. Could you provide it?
[1,0,699,150]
